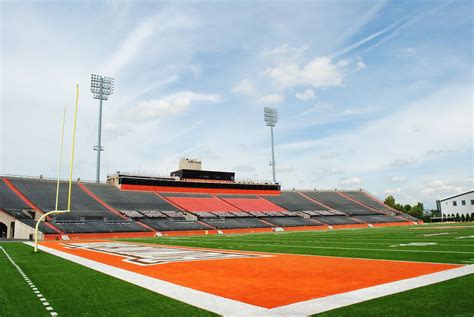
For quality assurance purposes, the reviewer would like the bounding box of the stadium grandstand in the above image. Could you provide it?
[0,165,418,240]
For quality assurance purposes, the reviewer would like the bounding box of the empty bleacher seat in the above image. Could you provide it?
[262,192,326,211]
[202,218,272,229]
[262,217,322,227]
[302,191,378,215]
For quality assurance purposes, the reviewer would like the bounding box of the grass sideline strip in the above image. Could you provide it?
[0,243,216,317]
[317,274,474,317]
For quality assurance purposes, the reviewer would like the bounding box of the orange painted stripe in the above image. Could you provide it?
[2,178,42,212]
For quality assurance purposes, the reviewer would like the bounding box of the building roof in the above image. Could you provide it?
[438,190,474,202]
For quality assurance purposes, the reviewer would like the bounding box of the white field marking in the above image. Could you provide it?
[235,265,474,317]
[390,242,438,247]
[170,240,474,254]
[0,246,57,316]
[456,236,474,239]
[26,242,472,317]
[424,233,449,237]
[26,242,266,316]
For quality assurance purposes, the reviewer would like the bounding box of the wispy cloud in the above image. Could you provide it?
[232,79,258,96]
[260,93,284,104]
[103,9,197,75]
[329,16,410,59]
[295,88,315,101]
[129,91,220,121]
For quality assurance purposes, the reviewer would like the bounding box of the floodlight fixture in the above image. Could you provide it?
[264,106,278,127]
[90,74,114,183]
[264,107,278,183]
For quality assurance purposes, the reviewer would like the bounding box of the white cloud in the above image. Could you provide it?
[389,157,418,168]
[231,79,257,96]
[263,56,345,89]
[355,59,366,71]
[340,177,362,186]
[261,44,308,57]
[391,176,407,183]
[295,88,316,101]
[260,93,284,104]
[130,91,220,121]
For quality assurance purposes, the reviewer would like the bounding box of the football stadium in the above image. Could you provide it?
[1,1,473,317]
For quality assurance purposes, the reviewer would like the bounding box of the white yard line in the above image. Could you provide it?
[24,242,265,316]
[0,246,58,316]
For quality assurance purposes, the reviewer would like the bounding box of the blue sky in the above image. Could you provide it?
[1,0,472,208]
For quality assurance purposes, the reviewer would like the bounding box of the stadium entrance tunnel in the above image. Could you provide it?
[0,222,7,238]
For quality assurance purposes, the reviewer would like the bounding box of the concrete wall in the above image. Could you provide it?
[0,211,43,240]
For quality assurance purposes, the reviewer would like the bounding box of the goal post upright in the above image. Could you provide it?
[34,84,80,253]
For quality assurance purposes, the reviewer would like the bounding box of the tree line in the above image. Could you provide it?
[383,195,473,222]
[383,195,424,219]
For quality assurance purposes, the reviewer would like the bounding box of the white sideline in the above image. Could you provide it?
[25,242,265,316]
[25,242,474,317]
[1,246,58,316]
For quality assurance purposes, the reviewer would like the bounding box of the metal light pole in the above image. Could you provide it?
[264,107,278,184]
[90,74,114,183]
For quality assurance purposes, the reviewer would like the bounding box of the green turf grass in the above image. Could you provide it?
[318,274,474,317]
[0,242,216,317]
[124,223,474,264]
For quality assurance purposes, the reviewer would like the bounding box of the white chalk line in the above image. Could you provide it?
[24,242,474,317]
[0,246,58,316]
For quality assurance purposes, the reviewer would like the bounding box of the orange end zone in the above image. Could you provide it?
[40,241,461,309]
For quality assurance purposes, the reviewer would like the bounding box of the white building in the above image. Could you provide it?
[436,190,474,218]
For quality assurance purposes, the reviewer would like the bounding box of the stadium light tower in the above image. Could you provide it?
[264,107,278,184]
[90,74,114,183]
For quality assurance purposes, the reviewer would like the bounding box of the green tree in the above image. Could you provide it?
[466,214,471,222]
[408,202,424,219]
[471,213,474,221]
[461,214,466,222]
[455,213,461,222]
[404,204,412,212]
[384,196,395,207]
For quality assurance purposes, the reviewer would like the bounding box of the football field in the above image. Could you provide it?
[1,223,473,316]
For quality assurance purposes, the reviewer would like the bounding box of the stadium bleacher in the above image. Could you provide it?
[140,218,213,231]
[163,194,241,212]
[301,191,379,215]
[262,216,322,227]
[85,183,180,211]
[353,215,408,223]
[0,179,30,210]
[202,217,272,229]
[0,177,416,237]
[53,220,148,234]
[262,192,326,211]
[218,195,287,212]
[7,178,127,224]
[313,216,363,225]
